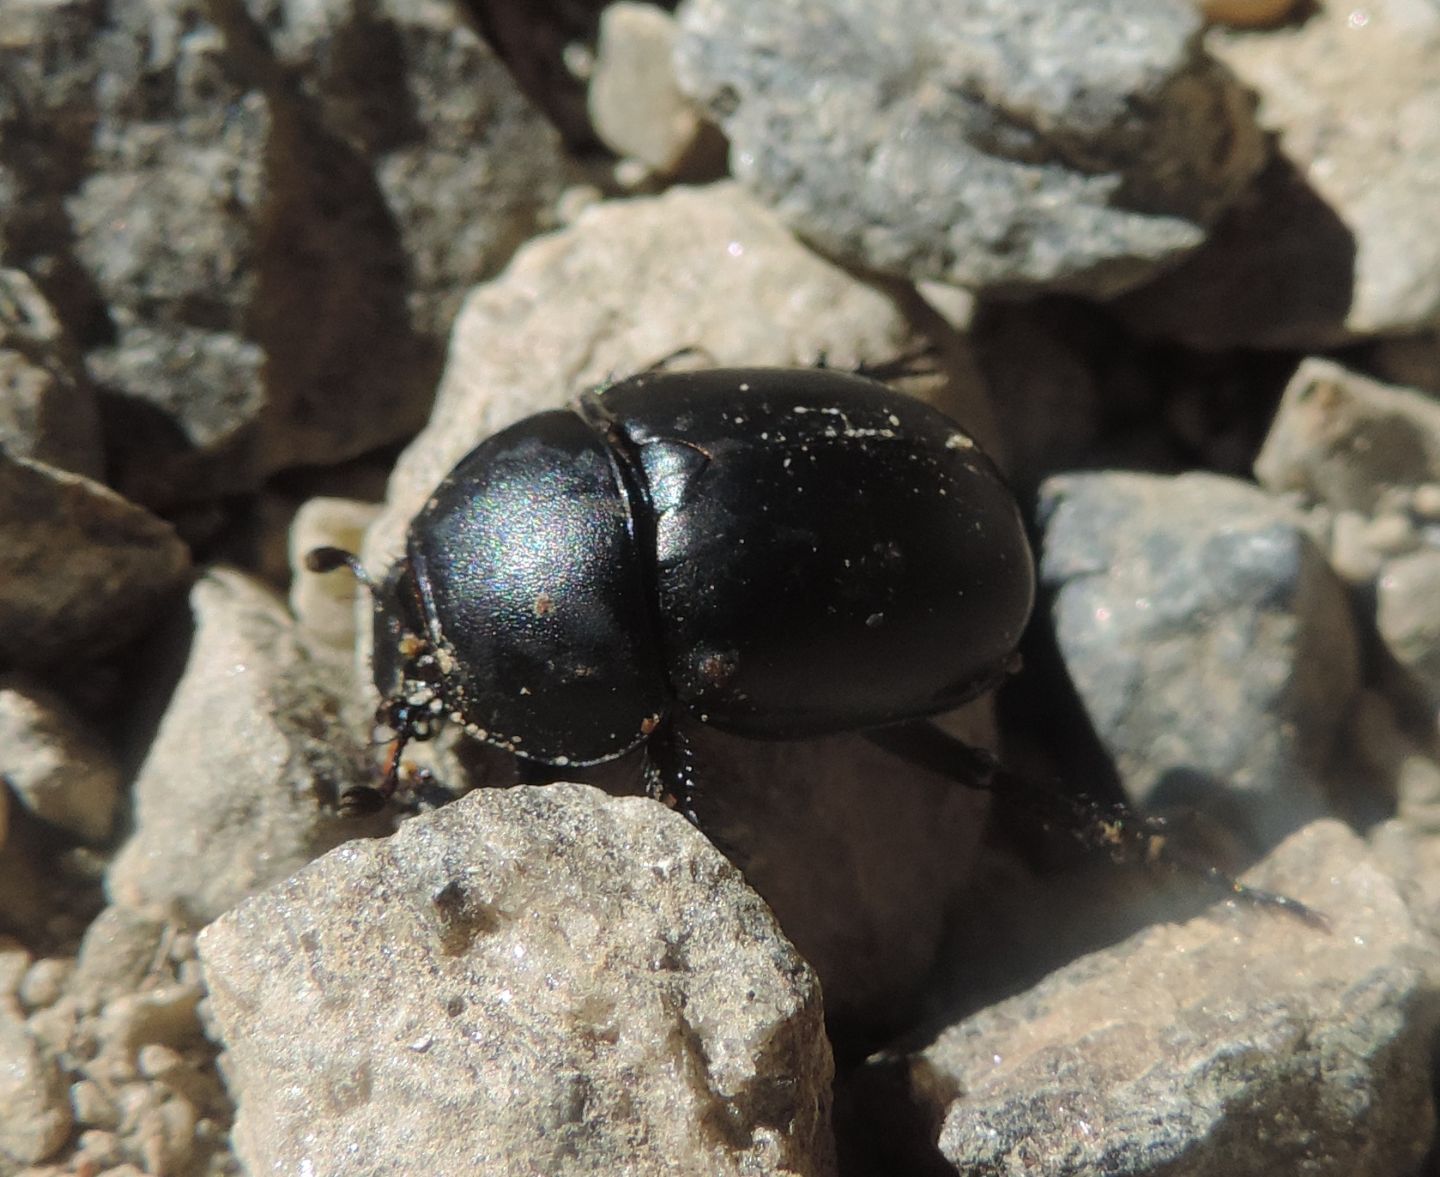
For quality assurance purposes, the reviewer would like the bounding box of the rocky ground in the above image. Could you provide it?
[4,0,1440,1174]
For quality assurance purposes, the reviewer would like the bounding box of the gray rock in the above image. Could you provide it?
[106,568,381,925]
[71,906,169,1008]
[0,269,102,480]
[589,2,722,178]
[0,1003,71,1168]
[4,0,570,508]
[917,821,1440,1176]
[1255,358,1440,515]
[674,0,1265,297]
[199,782,836,1177]
[0,675,122,844]
[1347,690,1440,832]
[1038,471,1360,842]
[1376,548,1440,705]
[0,450,190,670]
[1117,0,1440,346]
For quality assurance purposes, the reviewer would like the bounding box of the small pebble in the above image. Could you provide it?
[19,958,74,1012]
[1411,482,1440,520]
[70,1077,119,1128]
[97,984,204,1057]
[0,936,32,999]
[1364,512,1418,556]
[1329,510,1383,584]
[136,1043,184,1081]
[73,1127,123,1168]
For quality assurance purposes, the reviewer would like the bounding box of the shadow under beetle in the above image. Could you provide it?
[310,366,1324,925]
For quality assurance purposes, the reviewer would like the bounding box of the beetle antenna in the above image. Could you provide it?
[866,720,1329,930]
[305,546,380,592]
[850,345,940,383]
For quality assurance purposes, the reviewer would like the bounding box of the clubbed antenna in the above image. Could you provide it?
[305,546,379,591]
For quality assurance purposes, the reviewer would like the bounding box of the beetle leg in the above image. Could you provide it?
[865,719,1329,929]
[643,721,702,827]
[808,345,939,383]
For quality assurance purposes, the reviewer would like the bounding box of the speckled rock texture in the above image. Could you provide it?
[199,783,836,1177]
[1038,470,1360,842]
[919,822,1439,1176]
[675,0,1266,297]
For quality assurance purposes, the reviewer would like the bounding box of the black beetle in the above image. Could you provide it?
[308,365,1322,925]
[311,366,1032,813]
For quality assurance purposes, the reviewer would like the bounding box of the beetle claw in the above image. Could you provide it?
[337,785,388,817]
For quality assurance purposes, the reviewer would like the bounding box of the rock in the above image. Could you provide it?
[199,782,835,1177]
[913,821,1440,1176]
[588,2,723,178]
[674,0,1265,297]
[3,0,571,509]
[0,268,102,479]
[93,983,205,1061]
[1377,549,1440,706]
[0,450,190,671]
[1255,358,1440,515]
[0,675,122,844]
[71,907,169,1008]
[1346,690,1440,831]
[0,940,31,1007]
[106,568,381,925]
[14,909,237,1176]
[1118,0,1440,346]
[1038,471,1360,842]
[17,958,73,1013]
[0,1004,72,1167]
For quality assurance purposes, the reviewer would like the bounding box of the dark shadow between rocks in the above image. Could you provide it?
[1112,151,1358,351]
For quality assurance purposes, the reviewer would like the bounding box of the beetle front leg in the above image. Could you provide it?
[866,719,1328,929]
